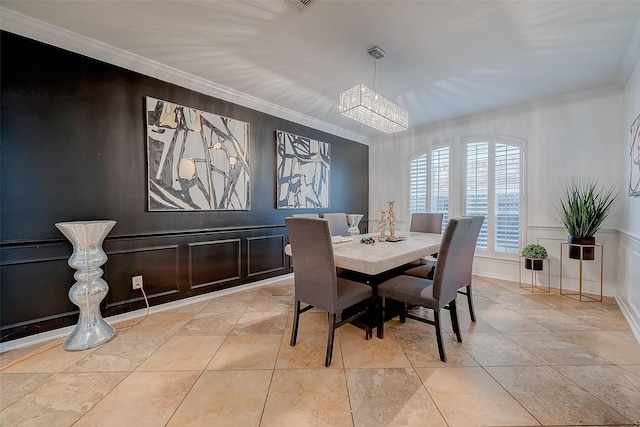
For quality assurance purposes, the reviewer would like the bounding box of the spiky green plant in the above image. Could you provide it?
[559,179,620,238]
[521,244,548,259]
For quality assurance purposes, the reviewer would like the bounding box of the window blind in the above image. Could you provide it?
[466,142,489,250]
[430,147,450,232]
[494,144,520,254]
[409,154,427,215]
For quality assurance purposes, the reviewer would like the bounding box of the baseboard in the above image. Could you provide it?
[0,274,293,353]
[616,296,640,344]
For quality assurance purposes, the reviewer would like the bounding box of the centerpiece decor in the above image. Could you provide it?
[521,244,548,270]
[558,178,619,260]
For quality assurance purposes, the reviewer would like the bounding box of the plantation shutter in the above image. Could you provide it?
[410,154,427,214]
[430,147,450,233]
[466,142,489,250]
[494,144,521,253]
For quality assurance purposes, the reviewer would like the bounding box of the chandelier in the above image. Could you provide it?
[339,46,408,134]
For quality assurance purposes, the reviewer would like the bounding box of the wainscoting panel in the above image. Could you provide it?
[105,245,180,306]
[618,230,640,343]
[188,239,241,289]
[247,235,286,277]
[0,259,76,328]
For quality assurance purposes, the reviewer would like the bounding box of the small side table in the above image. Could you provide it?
[519,257,550,293]
[559,242,603,302]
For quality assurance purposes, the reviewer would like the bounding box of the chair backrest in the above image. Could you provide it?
[321,213,349,236]
[459,215,485,285]
[285,217,337,312]
[431,217,472,307]
[410,213,444,234]
[291,214,320,218]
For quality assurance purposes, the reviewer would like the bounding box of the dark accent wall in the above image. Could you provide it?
[0,31,369,342]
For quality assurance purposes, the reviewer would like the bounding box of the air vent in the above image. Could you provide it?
[286,0,315,12]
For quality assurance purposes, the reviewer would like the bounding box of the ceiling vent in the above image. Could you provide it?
[286,0,315,12]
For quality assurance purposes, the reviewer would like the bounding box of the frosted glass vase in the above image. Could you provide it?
[346,214,364,236]
[55,220,116,351]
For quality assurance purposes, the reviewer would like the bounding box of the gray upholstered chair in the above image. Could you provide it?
[321,212,350,236]
[291,213,320,218]
[407,212,444,267]
[410,212,444,234]
[285,217,373,367]
[377,217,472,362]
[404,215,484,322]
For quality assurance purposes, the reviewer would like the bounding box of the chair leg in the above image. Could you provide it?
[365,299,372,340]
[450,299,462,343]
[325,313,337,367]
[466,284,476,322]
[290,300,301,347]
[377,297,386,339]
[434,311,447,362]
[399,303,407,323]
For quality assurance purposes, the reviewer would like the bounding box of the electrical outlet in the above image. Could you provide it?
[132,275,143,290]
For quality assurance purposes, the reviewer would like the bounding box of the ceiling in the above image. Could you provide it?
[2,0,640,144]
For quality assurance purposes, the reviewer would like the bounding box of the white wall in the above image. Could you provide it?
[618,56,640,341]
[370,86,626,297]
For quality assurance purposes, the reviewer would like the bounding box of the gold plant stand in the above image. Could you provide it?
[519,257,550,293]
[559,242,603,302]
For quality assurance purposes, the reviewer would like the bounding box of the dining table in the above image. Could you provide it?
[331,232,442,277]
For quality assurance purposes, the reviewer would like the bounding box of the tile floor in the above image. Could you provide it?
[1,275,639,426]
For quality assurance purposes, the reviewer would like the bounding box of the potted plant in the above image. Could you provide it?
[521,244,548,270]
[558,178,620,260]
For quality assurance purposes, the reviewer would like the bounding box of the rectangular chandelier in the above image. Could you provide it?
[339,83,408,134]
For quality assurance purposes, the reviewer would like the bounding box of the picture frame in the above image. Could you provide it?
[146,96,250,210]
[275,130,330,209]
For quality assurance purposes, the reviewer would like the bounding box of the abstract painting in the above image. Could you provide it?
[629,113,640,196]
[276,130,330,209]
[146,97,250,210]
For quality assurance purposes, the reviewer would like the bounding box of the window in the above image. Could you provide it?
[465,137,523,255]
[410,146,450,233]
[410,136,524,257]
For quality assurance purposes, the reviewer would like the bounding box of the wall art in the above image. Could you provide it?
[146,96,250,210]
[276,130,330,209]
[630,113,640,196]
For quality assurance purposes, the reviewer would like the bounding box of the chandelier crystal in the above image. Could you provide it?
[339,84,408,133]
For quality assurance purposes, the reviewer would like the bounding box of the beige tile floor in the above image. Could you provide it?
[1,276,640,427]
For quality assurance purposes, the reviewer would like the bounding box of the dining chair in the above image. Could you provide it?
[410,212,444,234]
[404,215,484,322]
[407,212,444,269]
[377,217,472,362]
[291,213,320,218]
[321,212,350,236]
[285,217,373,367]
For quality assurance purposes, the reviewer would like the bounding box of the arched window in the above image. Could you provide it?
[410,135,524,257]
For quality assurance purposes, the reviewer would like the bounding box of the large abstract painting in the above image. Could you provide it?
[146,97,250,210]
[629,113,640,196]
[276,130,330,209]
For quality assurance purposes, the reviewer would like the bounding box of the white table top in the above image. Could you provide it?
[286,232,442,276]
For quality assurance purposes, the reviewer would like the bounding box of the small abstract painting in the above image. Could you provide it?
[276,130,330,209]
[146,97,250,210]
[630,113,640,196]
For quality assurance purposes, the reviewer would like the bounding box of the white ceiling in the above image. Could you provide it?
[2,0,640,143]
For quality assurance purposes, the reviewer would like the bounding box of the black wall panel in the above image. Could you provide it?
[0,31,369,342]
[188,239,241,289]
[247,235,286,277]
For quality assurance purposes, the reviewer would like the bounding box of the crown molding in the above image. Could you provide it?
[0,7,369,145]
